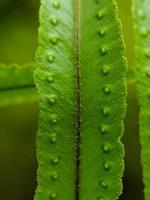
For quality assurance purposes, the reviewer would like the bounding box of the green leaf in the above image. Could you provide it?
[132,0,150,198]
[34,0,77,199]
[0,63,35,90]
[35,0,127,199]
[79,0,126,199]
[0,63,37,107]
[0,88,37,108]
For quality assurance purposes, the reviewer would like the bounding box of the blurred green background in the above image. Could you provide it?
[0,0,144,199]
[0,0,39,64]
[0,0,39,199]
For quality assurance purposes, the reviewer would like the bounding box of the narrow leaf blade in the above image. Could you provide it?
[132,0,150,198]
[79,0,127,199]
[34,0,77,199]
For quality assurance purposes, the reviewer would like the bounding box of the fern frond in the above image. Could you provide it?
[79,0,127,199]
[34,0,77,199]
[132,0,150,198]
[0,63,36,107]
[0,63,35,90]
[35,0,127,199]
[0,88,37,107]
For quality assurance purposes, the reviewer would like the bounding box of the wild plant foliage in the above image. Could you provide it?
[34,0,127,199]
[132,0,150,199]
[0,63,36,107]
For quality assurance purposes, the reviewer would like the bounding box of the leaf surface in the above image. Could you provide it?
[0,63,36,107]
[35,0,127,199]
[0,63,35,90]
[79,0,126,199]
[132,0,150,198]
[34,0,77,199]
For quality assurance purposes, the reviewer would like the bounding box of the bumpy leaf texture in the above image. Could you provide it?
[34,0,127,199]
[0,63,36,107]
[132,0,150,199]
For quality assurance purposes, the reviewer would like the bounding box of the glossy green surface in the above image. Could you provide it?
[35,0,127,199]
[34,0,77,199]
[80,1,126,199]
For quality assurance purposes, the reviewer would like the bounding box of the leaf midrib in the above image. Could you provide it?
[75,0,81,199]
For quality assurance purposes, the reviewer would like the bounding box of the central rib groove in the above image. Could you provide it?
[75,0,81,199]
